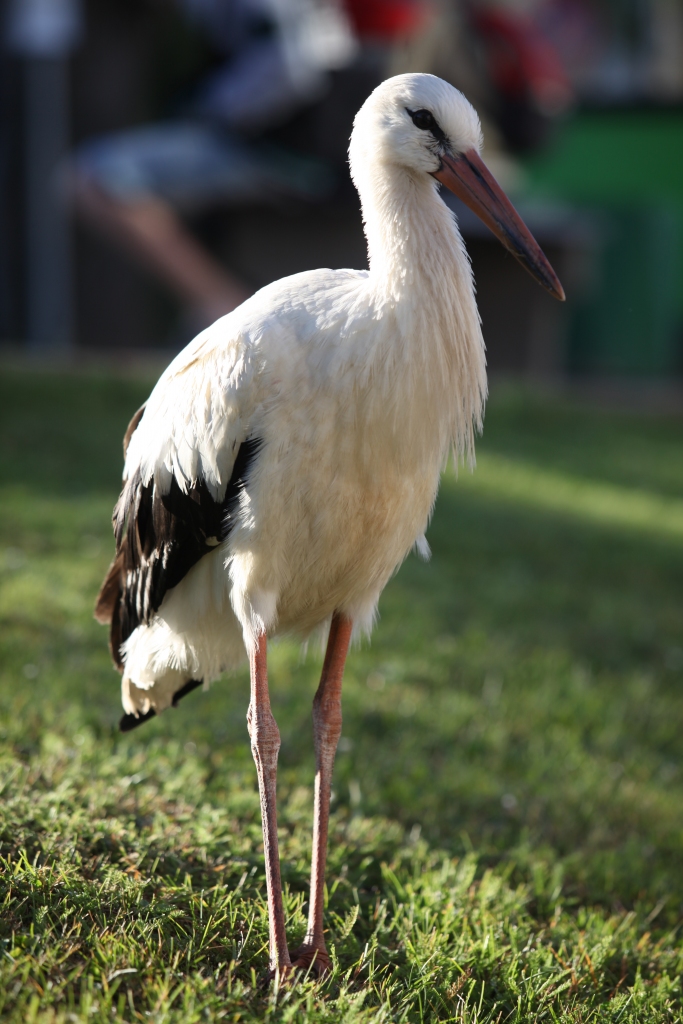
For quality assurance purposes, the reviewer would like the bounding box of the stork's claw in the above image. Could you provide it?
[259,962,294,989]
[261,946,331,986]
[289,944,332,977]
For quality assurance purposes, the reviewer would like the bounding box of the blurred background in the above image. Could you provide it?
[2,7,683,1013]
[1,0,682,379]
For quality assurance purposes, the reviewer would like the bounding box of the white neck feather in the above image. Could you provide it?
[356,160,488,467]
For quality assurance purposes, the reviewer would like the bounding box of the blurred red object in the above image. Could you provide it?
[344,0,431,40]
[472,6,573,117]
[469,5,573,152]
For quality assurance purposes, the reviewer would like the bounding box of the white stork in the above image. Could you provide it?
[96,73,563,979]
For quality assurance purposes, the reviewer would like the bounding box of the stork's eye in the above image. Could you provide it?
[409,108,437,132]
[406,107,446,143]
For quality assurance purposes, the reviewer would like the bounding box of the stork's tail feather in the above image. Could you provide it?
[119,677,203,733]
[94,552,125,669]
[94,553,123,625]
[95,403,148,673]
[119,706,156,733]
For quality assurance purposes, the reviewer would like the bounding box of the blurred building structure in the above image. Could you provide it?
[0,0,682,377]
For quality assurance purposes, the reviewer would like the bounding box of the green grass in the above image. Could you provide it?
[1,367,682,1022]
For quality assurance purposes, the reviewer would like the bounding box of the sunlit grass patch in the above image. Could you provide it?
[0,368,682,1021]
[461,453,683,543]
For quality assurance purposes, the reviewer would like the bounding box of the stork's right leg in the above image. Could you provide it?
[291,613,353,976]
[247,634,291,978]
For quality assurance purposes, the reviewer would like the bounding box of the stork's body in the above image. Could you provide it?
[97,74,562,978]
[117,190,485,707]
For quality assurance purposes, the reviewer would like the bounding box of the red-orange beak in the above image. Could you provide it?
[433,149,565,301]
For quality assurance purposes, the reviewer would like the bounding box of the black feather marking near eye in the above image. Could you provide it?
[95,414,262,670]
[406,107,446,143]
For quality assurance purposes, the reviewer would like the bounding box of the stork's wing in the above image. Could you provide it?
[94,327,261,668]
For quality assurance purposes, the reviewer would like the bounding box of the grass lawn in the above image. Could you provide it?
[0,366,682,1022]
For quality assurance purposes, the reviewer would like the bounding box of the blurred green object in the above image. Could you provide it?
[524,110,683,376]
[570,204,681,375]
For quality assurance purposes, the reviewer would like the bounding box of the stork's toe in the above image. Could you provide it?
[260,946,331,987]
[289,944,332,977]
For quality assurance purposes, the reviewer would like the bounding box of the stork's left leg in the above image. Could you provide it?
[291,613,353,976]
[247,633,291,979]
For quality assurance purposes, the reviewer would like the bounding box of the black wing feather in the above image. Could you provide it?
[95,406,260,669]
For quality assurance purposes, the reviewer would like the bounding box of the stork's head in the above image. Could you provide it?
[350,74,564,301]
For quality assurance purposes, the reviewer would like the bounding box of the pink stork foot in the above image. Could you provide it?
[289,943,332,977]
[261,961,296,988]
[261,948,329,987]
